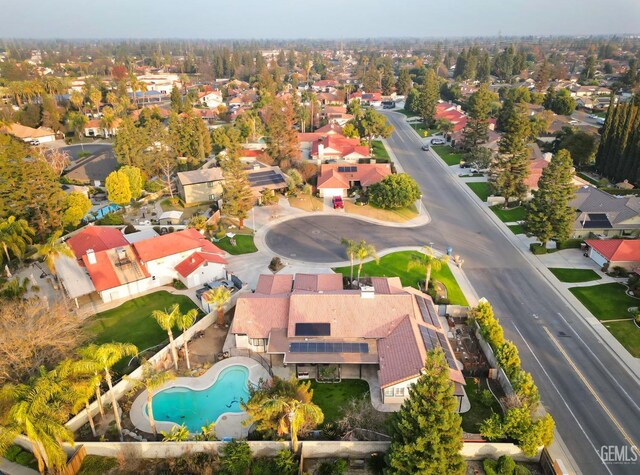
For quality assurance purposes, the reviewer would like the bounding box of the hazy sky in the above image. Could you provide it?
[1,0,638,39]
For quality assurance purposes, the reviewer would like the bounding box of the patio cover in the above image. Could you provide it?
[55,255,96,299]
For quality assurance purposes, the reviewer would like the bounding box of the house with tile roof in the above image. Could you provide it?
[317,163,392,198]
[1,123,56,143]
[231,274,465,406]
[57,227,227,303]
[585,239,640,271]
[311,134,370,163]
[570,187,640,238]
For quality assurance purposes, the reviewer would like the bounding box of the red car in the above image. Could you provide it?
[332,196,344,209]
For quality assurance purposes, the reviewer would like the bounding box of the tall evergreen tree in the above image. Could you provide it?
[265,99,299,167]
[221,157,254,229]
[461,84,494,149]
[491,103,531,207]
[416,69,439,125]
[526,149,576,246]
[396,68,412,97]
[388,349,465,475]
[113,117,146,168]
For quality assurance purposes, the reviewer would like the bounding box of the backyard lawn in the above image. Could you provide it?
[308,379,370,424]
[333,250,469,306]
[569,283,638,321]
[549,268,601,283]
[461,377,502,434]
[490,205,527,223]
[344,201,417,223]
[432,145,463,166]
[467,182,492,202]
[215,235,257,255]
[371,140,390,160]
[84,291,201,372]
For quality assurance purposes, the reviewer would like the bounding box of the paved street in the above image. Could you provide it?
[264,113,640,474]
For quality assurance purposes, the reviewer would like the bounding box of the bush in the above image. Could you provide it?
[367,452,387,475]
[96,212,125,225]
[250,458,276,475]
[269,257,284,273]
[144,179,164,193]
[172,279,187,290]
[530,243,547,255]
[123,224,138,234]
[15,451,37,468]
[273,449,298,475]
[555,239,583,250]
[480,389,495,407]
[4,445,21,461]
[220,441,252,475]
[317,459,348,475]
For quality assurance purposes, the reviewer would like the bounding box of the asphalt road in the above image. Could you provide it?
[265,113,640,474]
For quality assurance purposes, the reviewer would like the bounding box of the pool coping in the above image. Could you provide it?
[129,356,271,437]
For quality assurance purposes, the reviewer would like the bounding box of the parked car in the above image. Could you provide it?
[332,196,344,209]
[29,139,40,146]
[430,137,446,145]
[421,143,430,151]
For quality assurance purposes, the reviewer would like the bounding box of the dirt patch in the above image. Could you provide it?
[187,324,228,366]
[289,195,324,212]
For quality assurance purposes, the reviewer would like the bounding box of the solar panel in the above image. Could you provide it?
[584,213,612,229]
[419,326,440,352]
[350,166,357,172]
[437,332,458,368]
[289,342,369,353]
[295,323,330,336]
[417,297,441,329]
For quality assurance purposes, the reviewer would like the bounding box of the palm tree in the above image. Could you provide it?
[126,362,175,438]
[54,360,101,438]
[203,286,231,326]
[0,277,30,300]
[0,216,34,265]
[35,230,74,275]
[89,88,102,115]
[77,343,138,440]
[67,112,88,151]
[355,240,379,283]
[128,74,139,108]
[152,305,181,370]
[341,238,358,284]
[261,393,323,452]
[175,309,199,370]
[0,375,74,473]
[407,246,449,292]
[69,90,84,112]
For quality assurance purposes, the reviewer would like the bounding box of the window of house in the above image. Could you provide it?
[207,181,215,188]
[384,388,394,397]
[394,387,404,397]
[249,338,268,347]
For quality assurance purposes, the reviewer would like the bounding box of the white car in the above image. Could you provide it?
[430,137,446,145]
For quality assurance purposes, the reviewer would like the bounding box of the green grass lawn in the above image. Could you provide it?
[308,379,370,424]
[397,108,417,118]
[78,455,118,475]
[602,320,640,357]
[410,123,439,138]
[215,235,257,255]
[333,251,469,306]
[371,140,390,160]
[467,182,492,202]
[490,205,527,223]
[461,378,502,434]
[549,268,602,283]
[432,145,463,166]
[508,224,525,235]
[577,172,600,186]
[569,283,638,321]
[84,291,201,372]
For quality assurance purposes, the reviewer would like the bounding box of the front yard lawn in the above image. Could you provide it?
[549,268,602,283]
[432,145,463,166]
[288,195,324,212]
[215,235,257,255]
[467,182,492,202]
[333,251,469,306]
[308,379,370,424]
[508,224,525,235]
[344,201,417,223]
[490,205,527,223]
[85,291,201,372]
[569,283,638,321]
[371,140,390,160]
[602,320,640,357]
[461,377,502,434]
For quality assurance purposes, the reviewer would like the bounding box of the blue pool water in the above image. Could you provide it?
[149,365,250,432]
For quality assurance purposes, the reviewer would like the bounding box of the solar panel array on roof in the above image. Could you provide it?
[419,325,457,369]
[337,166,357,173]
[417,296,441,329]
[289,342,369,353]
[584,213,612,229]
[437,332,458,369]
[248,170,286,187]
[295,323,331,336]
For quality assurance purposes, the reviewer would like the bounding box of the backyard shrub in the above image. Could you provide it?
[495,341,521,380]
[144,179,164,193]
[15,450,37,468]
[555,238,583,250]
[483,455,518,475]
[220,440,252,475]
[529,243,547,255]
[4,445,21,461]
[480,389,495,407]
[249,458,276,475]
[273,449,298,475]
[316,458,348,475]
[96,212,126,226]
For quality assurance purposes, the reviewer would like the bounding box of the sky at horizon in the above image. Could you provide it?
[0,0,638,39]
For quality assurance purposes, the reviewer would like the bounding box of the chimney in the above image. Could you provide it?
[318,143,324,160]
[86,249,96,265]
[360,285,375,299]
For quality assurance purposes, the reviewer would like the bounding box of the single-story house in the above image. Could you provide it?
[1,123,56,143]
[570,186,640,238]
[83,118,122,138]
[311,134,370,163]
[176,168,225,205]
[231,273,465,406]
[199,91,224,109]
[317,163,392,198]
[246,165,288,197]
[585,239,640,271]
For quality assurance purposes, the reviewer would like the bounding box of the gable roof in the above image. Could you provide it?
[1,123,56,139]
[293,273,343,292]
[255,274,293,295]
[175,251,228,277]
[67,225,129,259]
[177,168,224,186]
[82,245,150,292]
[586,239,640,262]
[317,163,392,189]
[571,187,640,230]
[133,228,223,262]
[312,134,370,158]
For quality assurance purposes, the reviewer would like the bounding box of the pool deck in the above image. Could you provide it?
[130,357,271,439]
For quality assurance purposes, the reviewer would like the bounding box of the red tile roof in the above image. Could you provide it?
[317,163,392,190]
[231,294,291,338]
[133,229,223,262]
[312,135,370,158]
[255,274,293,295]
[298,132,326,143]
[67,226,129,259]
[81,246,150,292]
[293,273,343,292]
[315,123,343,135]
[586,239,640,262]
[175,252,228,278]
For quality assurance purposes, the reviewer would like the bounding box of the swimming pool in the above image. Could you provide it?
[148,365,250,432]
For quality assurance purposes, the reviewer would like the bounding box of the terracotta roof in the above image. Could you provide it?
[315,123,343,135]
[586,239,640,262]
[175,252,227,277]
[231,294,290,338]
[298,132,326,143]
[67,225,129,259]
[293,273,343,292]
[1,123,55,139]
[312,134,370,158]
[317,163,392,189]
[255,274,293,295]
[133,229,223,262]
[82,245,150,292]
[324,105,347,115]
[371,277,404,294]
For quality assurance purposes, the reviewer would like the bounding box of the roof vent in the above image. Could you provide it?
[86,248,96,265]
[360,285,375,299]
